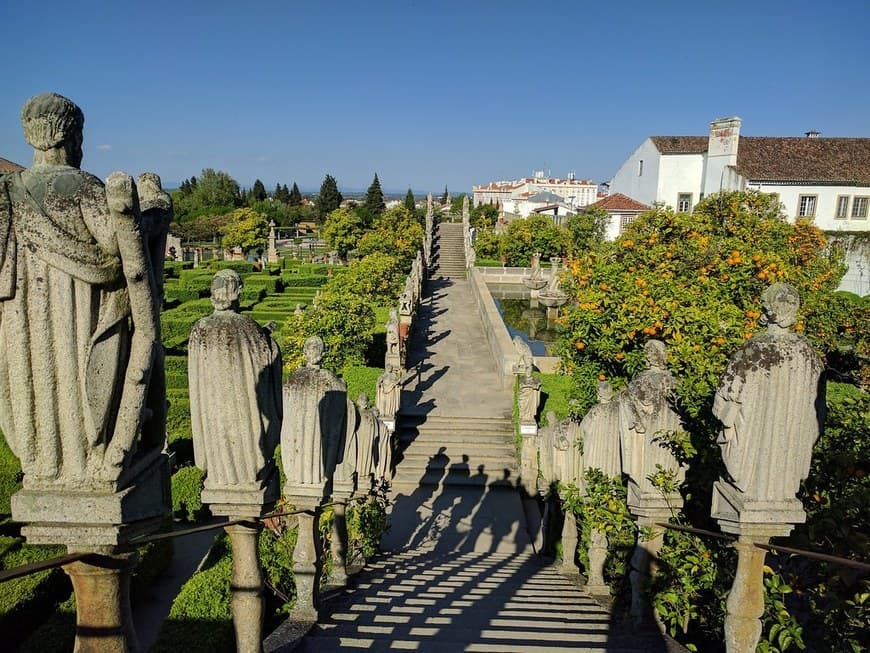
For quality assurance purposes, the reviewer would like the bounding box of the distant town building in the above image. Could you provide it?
[473,171,598,211]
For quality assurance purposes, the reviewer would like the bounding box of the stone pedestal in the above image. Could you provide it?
[329,501,350,586]
[225,521,266,653]
[560,510,579,575]
[292,507,322,622]
[63,551,139,653]
[14,454,171,547]
[627,510,670,625]
[519,432,538,494]
[585,528,610,596]
[724,537,769,653]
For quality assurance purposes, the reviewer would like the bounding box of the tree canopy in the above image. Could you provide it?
[219,207,270,252]
[288,182,303,206]
[171,168,241,220]
[365,173,386,220]
[403,188,416,212]
[315,174,343,222]
[321,207,364,261]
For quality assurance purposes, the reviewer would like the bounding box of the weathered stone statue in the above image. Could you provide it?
[352,394,377,495]
[376,363,402,430]
[373,407,393,486]
[579,381,623,594]
[188,271,282,651]
[711,284,824,653]
[385,307,401,369]
[189,270,282,501]
[619,339,685,623]
[281,336,348,620]
[0,92,168,652]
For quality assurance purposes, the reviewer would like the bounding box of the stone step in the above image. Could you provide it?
[397,451,517,470]
[398,432,515,446]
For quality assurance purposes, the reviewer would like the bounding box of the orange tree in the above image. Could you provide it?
[555,190,857,648]
[557,190,846,417]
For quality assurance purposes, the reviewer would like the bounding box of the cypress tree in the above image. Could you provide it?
[289,182,303,206]
[441,184,448,205]
[404,188,416,212]
[315,174,343,221]
[251,179,267,202]
[365,173,386,218]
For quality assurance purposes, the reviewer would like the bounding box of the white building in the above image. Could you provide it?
[610,117,870,293]
[503,191,577,224]
[587,193,650,241]
[473,171,598,210]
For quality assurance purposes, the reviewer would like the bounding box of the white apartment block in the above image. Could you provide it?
[473,171,598,209]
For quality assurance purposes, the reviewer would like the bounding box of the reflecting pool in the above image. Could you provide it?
[489,284,562,357]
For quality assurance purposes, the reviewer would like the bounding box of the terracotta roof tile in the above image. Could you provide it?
[0,157,24,173]
[650,135,870,184]
[591,193,649,212]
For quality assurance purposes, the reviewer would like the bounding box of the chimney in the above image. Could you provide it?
[702,116,742,196]
[805,130,820,139]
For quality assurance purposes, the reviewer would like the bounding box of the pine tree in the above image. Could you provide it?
[441,185,448,205]
[289,182,303,206]
[404,188,416,212]
[365,173,386,218]
[315,174,343,221]
[251,179,267,202]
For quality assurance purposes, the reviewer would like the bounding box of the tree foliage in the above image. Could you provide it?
[315,174,343,222]
[321,208,364,260]
[499,214,570,266]
[356,206,424,268]
[565,206,609,254]
[364,174,386,220]
[327,252,406,305]
[219,208,270,252]
[171,169,241,221]
[288,182,303,206]
[403,188,416,212]
[250,179,267,202]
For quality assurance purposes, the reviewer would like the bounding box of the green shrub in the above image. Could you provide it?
[164,355,189,391]
[342,365,383,403]
[171,466,207,522]
[244,273,284,294]
[16,593,76,653]
[204,260,255,274]
[178,269,215,294]
[0,433,22,517]
[0,537,71,649]
[536,373,574,423]
[152,536,234,653]
[280,274,329,288]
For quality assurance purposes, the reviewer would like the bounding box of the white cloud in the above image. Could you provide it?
[97,144,112,152]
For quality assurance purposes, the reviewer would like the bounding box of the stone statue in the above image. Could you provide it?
[281,336,347,500]
[619,339,684,623]
[537,411,574,494]
[512,335,534,377]
[372,407,393,484]
[385,307,401,369]
[517,373,542,428]
[714,283,824,506]
[0,93,160,488]
[619,340,685,500]
[137,172,172,307]
[376,363,401,421]
[352,394,377,494]
[579,381,623,593]
[581,382,622,480]
[189,270,282,497]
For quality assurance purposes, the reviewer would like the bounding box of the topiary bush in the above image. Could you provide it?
[171,466,208,522]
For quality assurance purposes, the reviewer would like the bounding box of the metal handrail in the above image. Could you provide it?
[655,522,870,573]
[0,493,376,583]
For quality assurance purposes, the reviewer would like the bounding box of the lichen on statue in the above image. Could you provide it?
[0,93,160,490]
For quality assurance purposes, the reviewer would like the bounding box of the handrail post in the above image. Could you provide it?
[724,536,768,653]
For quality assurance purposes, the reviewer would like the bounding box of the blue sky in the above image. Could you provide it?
[2,1,868,194]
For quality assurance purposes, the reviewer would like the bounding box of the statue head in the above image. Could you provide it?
[761,283,800,330]
[303,336,324,367]
[21,93,85,167]
[210,270,242,311]
[643,339,668,370]
[137,172,171,213]
[596,381,614,403]
[357,393,370,410]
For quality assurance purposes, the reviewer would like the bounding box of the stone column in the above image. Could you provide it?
[560,510,579,575]
[225,521,266,653]
[585,528,610,595]
[628,514,666,624]
[63,551,139,653]
[329,501,349,586]
[293,508,322,622]
[724,536,768,653]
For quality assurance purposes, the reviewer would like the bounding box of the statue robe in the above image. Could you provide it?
[0,169,130,487]
[188,310,282,489]
[714,331,824,501]
[581,399,622,480]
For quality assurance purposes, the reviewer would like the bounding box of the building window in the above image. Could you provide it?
[835,196,850,219]
[620,214,635,232]
[798,195,817,218]
[677,193,692,212]
[638,160,643,176]
[852,196,869,219]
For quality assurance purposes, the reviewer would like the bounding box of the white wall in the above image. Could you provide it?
[658,154,705,210]
[749,182,870,232]
[609,139,661,206]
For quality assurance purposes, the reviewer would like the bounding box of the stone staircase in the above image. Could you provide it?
[392,415,519,492]
[433,222,467,278]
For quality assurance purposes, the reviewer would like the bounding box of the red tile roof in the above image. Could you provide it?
[650,136,870,185]
[590,193,649,212]
[0,157,24,173]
